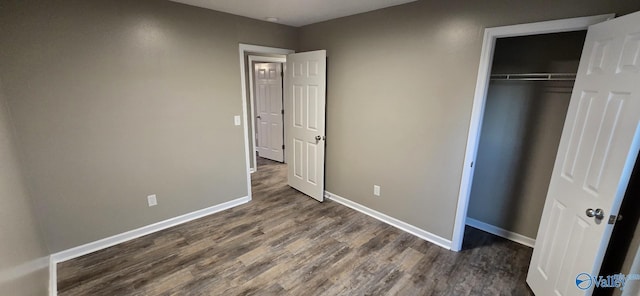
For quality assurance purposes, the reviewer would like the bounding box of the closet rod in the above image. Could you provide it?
[490,73,576,81]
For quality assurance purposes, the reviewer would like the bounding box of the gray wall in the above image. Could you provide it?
[468,81,572,238]
[467,32,585,239]
[0,0,297,252]
[298,0,640,240]
[0,83,49,295]
[1,0,639,257]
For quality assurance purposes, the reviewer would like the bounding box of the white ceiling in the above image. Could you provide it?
[169,0,418,27]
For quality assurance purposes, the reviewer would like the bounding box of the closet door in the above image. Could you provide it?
[527,11,640,296]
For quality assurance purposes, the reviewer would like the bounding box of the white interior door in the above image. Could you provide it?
[527,11,640,295]
[255,62,284,162]
[285,50,327,202]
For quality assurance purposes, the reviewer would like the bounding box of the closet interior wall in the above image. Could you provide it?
[467,31,588,242]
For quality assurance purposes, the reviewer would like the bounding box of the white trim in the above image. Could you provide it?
[48,196,249,295]
[247,54,287,169]
[465,218,536,248]
[239,44,294,191]
[49,256,56,296]
[50,196,249,266]
[451,13,615,252]
[47,196,251,295]
[325,191,452,250]
[249,55,287,64]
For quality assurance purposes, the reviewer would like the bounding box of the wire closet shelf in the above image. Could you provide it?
[490,73,577,81]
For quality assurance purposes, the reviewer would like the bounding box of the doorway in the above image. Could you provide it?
[464,30,587,248]
[238,44,293,199]
[451,14,614,252]
[455,11,640,295]
[249,56,286,164]
[239,45,328,203]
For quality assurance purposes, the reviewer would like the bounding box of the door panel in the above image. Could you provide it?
[285,50,327,202]
[527,11,640,296]
[255,63,284,162]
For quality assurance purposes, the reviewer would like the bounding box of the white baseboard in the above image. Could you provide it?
[465,217,535,248]
[324,191,452,250]
[48,196,250,296]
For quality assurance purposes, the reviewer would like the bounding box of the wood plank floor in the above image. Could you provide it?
[57,157,534,295]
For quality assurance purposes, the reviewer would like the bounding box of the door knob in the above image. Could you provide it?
[315,135,322,141]
[586,208,605,220]
[257,115,261,119]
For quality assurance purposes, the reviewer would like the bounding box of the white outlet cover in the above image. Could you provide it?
[373,185,381,196]
[147,194,158,207]
[234,115,241,126]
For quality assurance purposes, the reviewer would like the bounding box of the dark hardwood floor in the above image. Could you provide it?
[57,157,534,295]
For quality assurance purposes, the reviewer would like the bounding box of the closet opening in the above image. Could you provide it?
[464,31,588,248]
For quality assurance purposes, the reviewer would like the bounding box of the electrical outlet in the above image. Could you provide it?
[373,185,381,197]
[147,194,157,207]
[234,115,241,126]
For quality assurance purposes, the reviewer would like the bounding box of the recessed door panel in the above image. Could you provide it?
[307,85,318,131]
[584,93,625,195]
[307,141,317,185]
[616,32,640,74]
[293,85,304,128]
[537,200,566,281]
[293,138,303,179]
[587,39,611,75]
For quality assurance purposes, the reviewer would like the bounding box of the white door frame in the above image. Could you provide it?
[239,44,294,198]
[450,14,615,252]
[248,55,287,169]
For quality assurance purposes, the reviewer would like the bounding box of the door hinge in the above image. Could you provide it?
[281,71,284,77]
[282,144,285,150]
[470,161,474,168]
[608,215,623,224]
[281,109,284,115]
